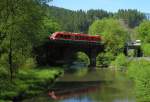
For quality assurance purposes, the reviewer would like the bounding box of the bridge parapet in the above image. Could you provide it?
[48,39,104,46]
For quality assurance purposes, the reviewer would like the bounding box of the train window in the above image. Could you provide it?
[60,35,63,38]
[90,37,92,41]
[81,36,84,40]
[65,35,68,39]
[60,35,65,39]
[75,36,77,40]
[82,36,85,40]
[67,35,71,39]
[79,36,81,40]
[66,35,69,39]
[56,34,60,38]
[76,36,79,40]
[64,35,67,39]
[87,37,89,40]
[83,36,85,40]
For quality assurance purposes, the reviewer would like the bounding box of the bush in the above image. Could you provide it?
[142,43,150,56]
[135,20,150,43]
[127,59,150,101]
[75,52,90,65]
[111,53,127,70]
[96,52,114,67]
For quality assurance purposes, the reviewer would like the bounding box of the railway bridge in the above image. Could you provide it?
[35,34,143,68]
[36,39,104,67]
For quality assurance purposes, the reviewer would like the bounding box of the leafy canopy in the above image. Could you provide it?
[89,18,128,54]
[135,20,150,43]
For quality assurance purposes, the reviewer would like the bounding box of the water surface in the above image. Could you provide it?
[23,67,135,102]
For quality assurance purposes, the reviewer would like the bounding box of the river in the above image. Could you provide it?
[23,67,135,102]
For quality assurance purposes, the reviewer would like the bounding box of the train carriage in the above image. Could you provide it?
[49,32,101,42]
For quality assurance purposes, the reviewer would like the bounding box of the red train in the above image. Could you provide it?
[49,32,101,42]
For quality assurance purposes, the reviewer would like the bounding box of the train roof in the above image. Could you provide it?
[52,32,100,37]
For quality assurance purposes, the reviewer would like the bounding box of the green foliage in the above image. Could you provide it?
[135,20,150,43]
[141,43,150,56]
[0,53,9,68]
[43,17,61,35]
[127,49,135,57]
[89,18,128,54]
[89,18,130,68]
[47,6,145,33]
[21,58,36,69]
[0,67,62,101]
[0,0,53,79]
[33,69,60,80]
[128,59,150,101]
[96,52,114,67]
[47,6,111,33]
[76,52,90,65]
[111,53,127,70]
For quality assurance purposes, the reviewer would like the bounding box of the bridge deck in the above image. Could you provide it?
[48,39,104,46]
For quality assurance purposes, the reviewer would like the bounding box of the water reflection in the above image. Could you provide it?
[48,81,106,100]
[23,66,135,102]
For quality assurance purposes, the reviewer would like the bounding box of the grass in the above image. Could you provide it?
[0,67,63,101]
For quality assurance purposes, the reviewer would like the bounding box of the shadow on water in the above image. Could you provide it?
[23,63,136,102]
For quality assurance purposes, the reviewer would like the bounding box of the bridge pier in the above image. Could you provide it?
[89,57,96,68]
[88,48,98,68]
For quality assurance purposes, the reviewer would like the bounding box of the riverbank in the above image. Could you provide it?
[0,67,63,102]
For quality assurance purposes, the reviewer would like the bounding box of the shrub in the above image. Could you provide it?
[75,52,90,65]
[128,59,150,101]
[97,52,114,67]
[142,43,150,56]
[111,53,127,70]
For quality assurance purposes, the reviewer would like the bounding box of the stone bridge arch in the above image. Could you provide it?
[72,51,90,65]
[61,45,102,67]
[35,40,104,68]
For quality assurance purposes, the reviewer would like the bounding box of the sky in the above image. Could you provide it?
[49,0,150,13]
